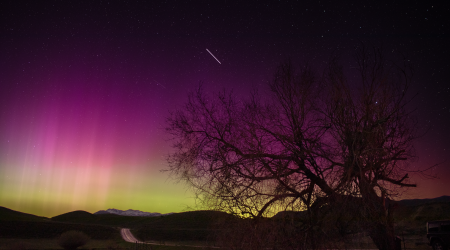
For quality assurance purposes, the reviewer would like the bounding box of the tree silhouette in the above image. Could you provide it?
[58,231,90,250]
[166,46,422,250]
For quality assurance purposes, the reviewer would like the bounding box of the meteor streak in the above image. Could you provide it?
[206,48,221,64]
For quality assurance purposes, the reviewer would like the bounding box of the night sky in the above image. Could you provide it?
[1,1,449,217]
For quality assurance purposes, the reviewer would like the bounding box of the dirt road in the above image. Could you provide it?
[119,228,219,248]
[120,228,142,243]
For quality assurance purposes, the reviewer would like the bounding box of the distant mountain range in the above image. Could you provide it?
[93,208,174,217]
[1,195,448,222]
[394,195,450,207]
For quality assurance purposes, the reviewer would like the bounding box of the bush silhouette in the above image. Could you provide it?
[58,230,90,250]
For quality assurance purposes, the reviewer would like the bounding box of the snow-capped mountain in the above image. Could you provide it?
[94,208,173,217]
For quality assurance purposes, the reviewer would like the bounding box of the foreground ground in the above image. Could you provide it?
[0,238,206,250]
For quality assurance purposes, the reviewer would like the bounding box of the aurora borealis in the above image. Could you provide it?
[0,52,194,215]
[1,1,449,217]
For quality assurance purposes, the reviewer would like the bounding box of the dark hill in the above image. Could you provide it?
[272,210,308,220]
[52,209,237,242]
[51,209,236,230]
[133,210,237,242]
[394,201,450,223]
[51,210,95,222]
[1,209,119,239]
[271,196,450,220]
[0,206,49,222]
[395,195,450,207]
[0,220,119,239]
[138,210,234,229]
[52,210,154,227]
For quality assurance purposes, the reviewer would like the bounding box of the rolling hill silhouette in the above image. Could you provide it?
[52,210,159,227]
[1,196,448,242]
[393,196,450,223]
[0,206,49,222]
[0,208,119,239]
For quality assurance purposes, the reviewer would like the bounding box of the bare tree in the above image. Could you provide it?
[166,46,421,250]
[58,231,90,250]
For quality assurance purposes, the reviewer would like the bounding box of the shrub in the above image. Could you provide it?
[8,242,31,250]
[58,230,90,250]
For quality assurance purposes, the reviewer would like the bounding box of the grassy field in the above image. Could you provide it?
[0,238,129,250]
[0,220,120,240]
[0,238,209,250]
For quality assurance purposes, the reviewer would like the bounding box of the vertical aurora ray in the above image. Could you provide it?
[0,63,195,217]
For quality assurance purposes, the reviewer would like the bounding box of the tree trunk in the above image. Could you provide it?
[358,182,398,250]
[369,222,397,250]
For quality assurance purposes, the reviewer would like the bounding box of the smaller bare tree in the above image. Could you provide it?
[58,231,90,250]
